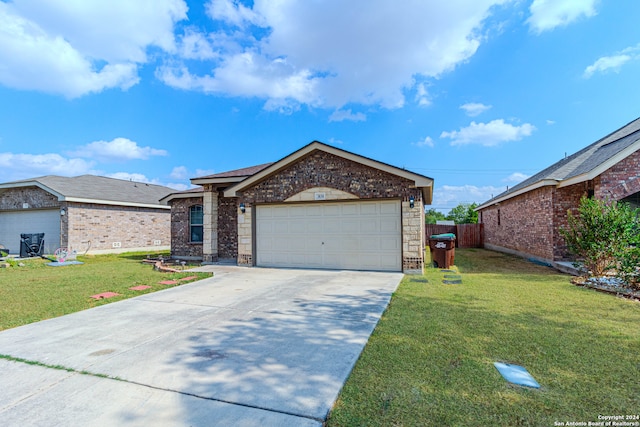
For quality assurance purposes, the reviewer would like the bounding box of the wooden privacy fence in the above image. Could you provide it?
[425,223,484,248]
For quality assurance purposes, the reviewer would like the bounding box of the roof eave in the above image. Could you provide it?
[64,197,171,209]
[160,191,204,203]
[190,176,247,186]
[558,143,640,189]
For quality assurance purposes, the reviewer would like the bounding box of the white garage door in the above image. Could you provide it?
[256,200,402,271]
[0,210,61,255]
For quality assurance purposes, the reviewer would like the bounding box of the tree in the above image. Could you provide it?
[425,208,447,224]
[559,197,638,277]
[446,203,478,224]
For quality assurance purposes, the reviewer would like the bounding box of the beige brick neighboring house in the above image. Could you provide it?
[162,141,434,274]
[476,117,640,266]
[0,175,172,255]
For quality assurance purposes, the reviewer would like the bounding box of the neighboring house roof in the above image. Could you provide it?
[477,117,640,210]
[223,141,434,204]
[0,175,173,209]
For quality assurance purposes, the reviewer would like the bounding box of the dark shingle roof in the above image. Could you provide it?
[480,117,640,206]
[2,175,173,206]
[195,163,274,179]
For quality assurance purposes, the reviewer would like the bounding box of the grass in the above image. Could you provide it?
[327,248,640,427]
[0,251,211,331]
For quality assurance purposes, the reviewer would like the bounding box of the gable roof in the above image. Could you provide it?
[223,141,434,204]
[477,117,640,209]
[0,175,173,209]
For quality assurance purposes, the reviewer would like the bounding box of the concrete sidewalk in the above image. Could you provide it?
[0,266,402,426]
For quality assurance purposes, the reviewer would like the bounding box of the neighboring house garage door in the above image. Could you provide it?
[256,200,402,271]
[0,210,61,255]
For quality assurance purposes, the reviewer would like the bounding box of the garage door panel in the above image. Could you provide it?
[359,203,379,215]
[380,218,401,233]
[380,202,400,214]
[256,200,402,272]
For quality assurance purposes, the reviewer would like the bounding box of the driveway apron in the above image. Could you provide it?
[0,266,402,426]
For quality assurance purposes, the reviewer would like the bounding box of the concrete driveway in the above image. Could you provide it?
[0,266,402,426]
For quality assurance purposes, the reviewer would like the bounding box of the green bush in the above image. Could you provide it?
[560,197,638,277]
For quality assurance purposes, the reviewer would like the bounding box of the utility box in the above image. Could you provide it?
[20,233,45,258]
[428,233,456,269]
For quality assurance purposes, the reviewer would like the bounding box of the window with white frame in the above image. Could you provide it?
[190,205,203,243]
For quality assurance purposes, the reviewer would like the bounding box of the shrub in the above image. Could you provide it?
[560,197,638,277]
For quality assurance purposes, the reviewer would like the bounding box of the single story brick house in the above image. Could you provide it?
[162,141,434,273]
[476,117,640,266]
[0,175,173,255]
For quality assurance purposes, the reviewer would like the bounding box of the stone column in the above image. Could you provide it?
[402,197,424,274]
[202,188,218,263]
[237,204,253,265]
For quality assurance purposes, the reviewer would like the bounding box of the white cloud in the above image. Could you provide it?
[432,184,504,209]
[206,0,265,27]
[440,119,536,147]
[178,29,218,60]
[72,138,168,162]
[527,0,597,33]
[0,152,96,180]
[0,0,187,97]
[161,0,511,110]
[503,172,530,183]
[583,44,640,78]
[328,109,366,123]
[415,83,431,107]
[170,166,189,180]
[413,137,435,148]
[460,102,492,117]
[106,172,159,184]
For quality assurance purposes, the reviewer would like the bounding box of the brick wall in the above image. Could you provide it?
[218,192,238,259]
[481,186,556,260]
[596,149,640,200]
[66,203,170,254]
[169,197,204,258]
[238,151,421,203]
[0,187,60,210]
[551,184,586,260]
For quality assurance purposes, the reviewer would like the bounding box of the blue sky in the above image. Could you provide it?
[0,0,638,212]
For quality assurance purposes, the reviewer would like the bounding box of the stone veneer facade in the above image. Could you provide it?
[1,186,170,254]
[480,149,640,262]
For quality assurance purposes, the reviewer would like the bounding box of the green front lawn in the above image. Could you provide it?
[328,249,640,426]
[0,252,211,331]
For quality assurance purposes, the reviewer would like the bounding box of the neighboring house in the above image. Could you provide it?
[0,175,173,255]
[476,117,640,266]
[162,141,434,273]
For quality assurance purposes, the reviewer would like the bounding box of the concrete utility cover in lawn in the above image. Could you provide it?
[0,267,402,426]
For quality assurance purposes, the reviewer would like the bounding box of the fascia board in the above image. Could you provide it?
[64,197,171,210]
[191,176,247,186]
[160,192,203,203]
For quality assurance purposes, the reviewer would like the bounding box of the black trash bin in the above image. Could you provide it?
[428,233,456,268]
[20,233,45,258]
